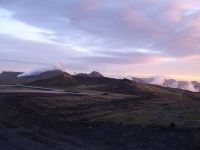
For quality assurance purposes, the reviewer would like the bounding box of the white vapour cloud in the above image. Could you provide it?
[149,76,199,92]
[171,82,177,88]
[151,75,169,85]
[188,82,198,92]
[17,62,66,78]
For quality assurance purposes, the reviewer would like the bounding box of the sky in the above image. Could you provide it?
[0,0,200,80]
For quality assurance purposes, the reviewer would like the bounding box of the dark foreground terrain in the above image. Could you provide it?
[0,91,200,150]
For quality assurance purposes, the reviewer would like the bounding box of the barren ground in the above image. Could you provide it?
[0,89,200,150]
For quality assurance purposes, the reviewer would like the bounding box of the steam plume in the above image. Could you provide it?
[17,62,66,78]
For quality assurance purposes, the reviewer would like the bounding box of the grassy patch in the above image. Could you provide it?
[181,112,200,120]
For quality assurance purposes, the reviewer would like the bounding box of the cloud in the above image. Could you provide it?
[0,7,54,43]
[0,0,200,79]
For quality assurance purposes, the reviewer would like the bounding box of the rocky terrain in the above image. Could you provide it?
[0,92,200,150]
[0,70,200,149]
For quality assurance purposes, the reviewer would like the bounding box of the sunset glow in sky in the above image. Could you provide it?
[0,0,200,80]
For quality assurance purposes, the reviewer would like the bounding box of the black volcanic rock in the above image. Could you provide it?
[19,70,67,82]
[140,77,154,84]
[0,70,78,87]
[0,71,22,84]
[19,70,77,87]
[75,71,104,78]
[132,77,148,84]
[192,81,200,91]
[74,75,142,94]
[73,76,117,85]
[76,73,88,77]
[101,80,142,95]
[75,73,136,94]
[88,71,104,77]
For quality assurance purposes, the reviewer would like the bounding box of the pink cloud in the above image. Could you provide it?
[182,55,200,61]
[118,3,167,38]
[81,0,104,13]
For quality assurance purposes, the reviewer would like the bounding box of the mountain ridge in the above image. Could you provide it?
[0,71,199,100]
